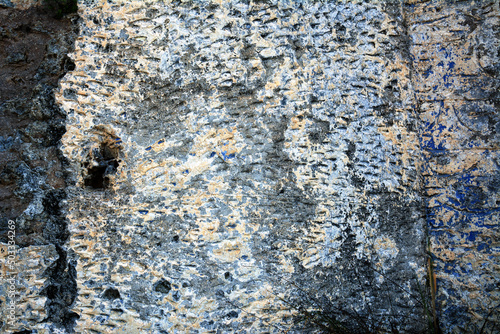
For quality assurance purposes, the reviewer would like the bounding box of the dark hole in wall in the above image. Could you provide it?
[84,165,108,188]
[226,310,239,319]
[44,285,58,299]
[84,143,120,189]
[154,279,172,294]
[62,312,80,330]
[102,287,121,300]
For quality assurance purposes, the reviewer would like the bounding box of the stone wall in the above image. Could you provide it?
[57,1,426,332]
[406,0,500,332]
[0,0,79,332]
[0,0,498,333]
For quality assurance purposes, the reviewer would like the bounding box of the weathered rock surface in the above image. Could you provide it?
[0,244,59,330]
[406,1,500,332]
[0,0,79,332]
[58,1,426,333]
[0,0,498,333]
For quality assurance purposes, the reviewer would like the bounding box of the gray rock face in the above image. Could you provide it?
[58,1,427,333]
[1,1,498,333]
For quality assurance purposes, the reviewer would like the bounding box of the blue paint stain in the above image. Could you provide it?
[172,182,176,186]
[158,139,164,144]
[437,61,444,67]
[477,243,489,252]
[428,228,455,240]
[221,151,236,161]
[422,137,446,151]
[443,264,460,277]
[183,169,189,174]
[426,208,440,227]
[460,265,473,275]
[466,231,479,242]
[459,171,475,184]
[439,46,452,59]
[146,146,152,151]
[435,203,498,225]
[139,210,149,215]
[423,67,434,78]
[443,74,452,88]
[210,152,216,158]
[447,61,455,70]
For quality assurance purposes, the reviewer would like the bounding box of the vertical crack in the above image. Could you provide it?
[41,244,79,332]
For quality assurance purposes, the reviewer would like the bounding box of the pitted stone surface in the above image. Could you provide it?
[58,1,427,333]
[406,1,500,332]
[0,244,59,332]
[1,0,498,333]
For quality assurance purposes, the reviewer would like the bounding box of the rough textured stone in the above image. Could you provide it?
[0,244,59,332]
[58,1,426,333]
[406,1,500,332]
[0,1,498,333]
[0,0,79,333]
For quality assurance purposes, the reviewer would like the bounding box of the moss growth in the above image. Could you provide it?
[43,0,78,19]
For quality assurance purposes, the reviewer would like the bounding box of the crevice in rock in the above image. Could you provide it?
[102,287,121,300]
[83,142,120,190]
[41,244,80,333]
